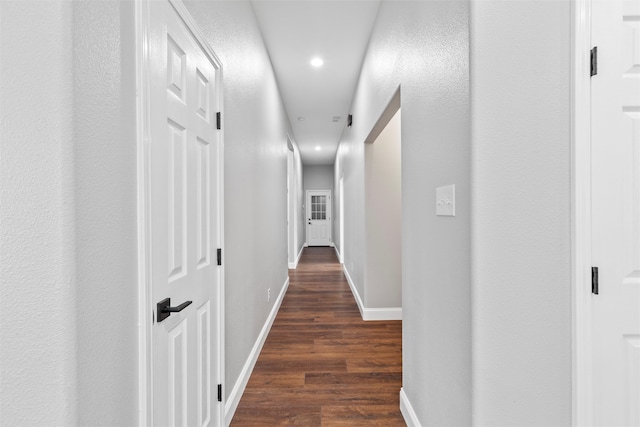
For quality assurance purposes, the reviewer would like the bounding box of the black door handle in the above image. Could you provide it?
[162,300,192,313]
[157,298,192,322]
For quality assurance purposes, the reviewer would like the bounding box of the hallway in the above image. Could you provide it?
[3,1,613,425]
[231,247,404,425]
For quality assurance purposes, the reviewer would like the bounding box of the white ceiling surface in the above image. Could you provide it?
[252,1,381,165]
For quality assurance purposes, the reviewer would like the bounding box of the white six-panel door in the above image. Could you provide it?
[591,1,640,425]
[146,1,222,425]
[306,190,332,246]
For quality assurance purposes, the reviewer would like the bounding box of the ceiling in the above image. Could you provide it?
[252,0,381,165]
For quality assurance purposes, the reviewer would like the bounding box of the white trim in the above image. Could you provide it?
[136,1,225,425]
[400,388,421,427]
[572,0,592,425]
[135,0,152,423]
[333,246,343,265]
[342,265,401,321]
[343,265,365,318]
[364,307,402,321]
[288,246,304,269]
[224,277,290,426]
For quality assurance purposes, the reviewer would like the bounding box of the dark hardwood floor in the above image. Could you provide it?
[231,247,405,426]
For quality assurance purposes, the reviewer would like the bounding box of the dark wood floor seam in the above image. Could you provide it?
[231,247,405,426]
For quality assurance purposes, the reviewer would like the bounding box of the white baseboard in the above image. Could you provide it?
[400,388,421,427]
[342,265,365,318]
[342,265,402,321]
[224,277,289,426]
[363,306,402,321]
[288,246,304,269]
[333,246,343,264]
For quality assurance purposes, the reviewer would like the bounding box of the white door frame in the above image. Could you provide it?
[572,0,593,424]
[135,0,225,424]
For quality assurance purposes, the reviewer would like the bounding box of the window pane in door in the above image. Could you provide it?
[310,195,327,220]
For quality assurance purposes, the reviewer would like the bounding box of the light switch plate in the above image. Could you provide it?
[436,184,455,216]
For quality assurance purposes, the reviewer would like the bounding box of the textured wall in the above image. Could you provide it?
[470,1,572,425]
[72,1,138,424]
[335,1,471,424]
[0,1,138,425]
[183,0,291,406]
[0,2,77,424]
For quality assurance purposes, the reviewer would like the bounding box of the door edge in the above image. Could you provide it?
[571,0,593,425]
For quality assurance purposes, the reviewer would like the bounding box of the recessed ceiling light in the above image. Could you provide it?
[315,146,321,151]
[298,116,305,121]
[310,57,324,67]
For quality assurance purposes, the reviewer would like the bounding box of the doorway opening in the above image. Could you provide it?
[287,138,295,265]
[362,87,402,319]
[339,175,345,264]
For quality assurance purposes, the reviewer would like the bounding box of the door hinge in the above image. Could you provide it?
[216,112,221,130]
[217,248,222,266]
[217,384,222,402]
[590,46,598,77]
[592,266,599,295]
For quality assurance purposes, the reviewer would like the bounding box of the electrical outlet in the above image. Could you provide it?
[267,288,271,302]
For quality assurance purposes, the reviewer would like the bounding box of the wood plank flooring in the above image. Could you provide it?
[231,247,405,426]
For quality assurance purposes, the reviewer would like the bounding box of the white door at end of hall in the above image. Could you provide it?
[307,190,331,246]
[147,0,222,425]
[591,0,640,425]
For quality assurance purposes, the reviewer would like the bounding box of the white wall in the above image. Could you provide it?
[1,2,77,424]
[183,0,292,408]
[364,109,401,308]
[334,1,471,424]
[73,1,138,424]
[470,1,572,425]
[303,164,334,191]
[0,1,139,425]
